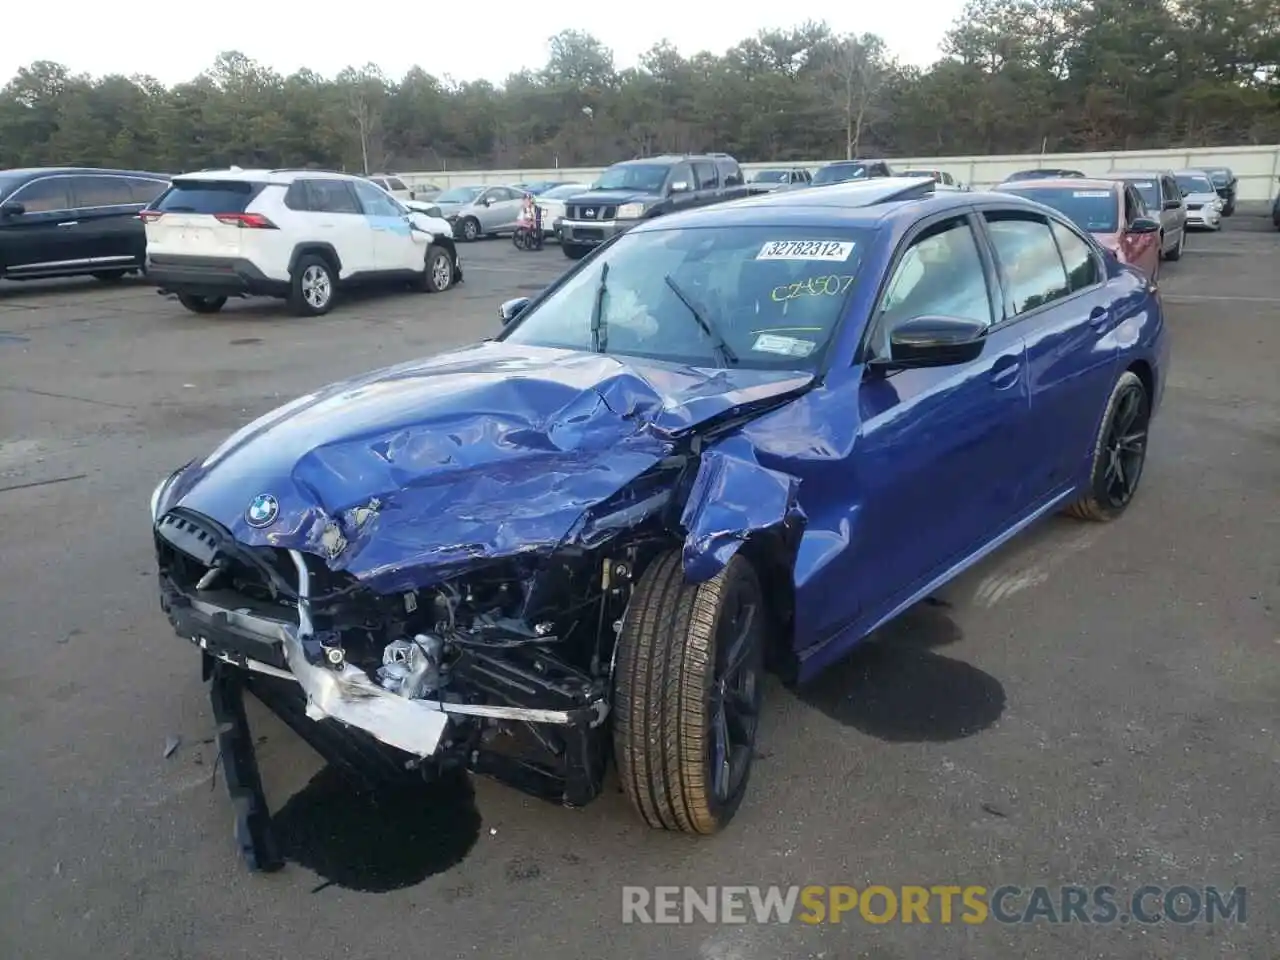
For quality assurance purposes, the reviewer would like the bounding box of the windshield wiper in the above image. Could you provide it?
[663,274,738,367]
[590,262,609,353]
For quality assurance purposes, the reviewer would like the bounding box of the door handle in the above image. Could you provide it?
[57,221,78,227]
[989,355,1021,389]
[1088,306,1110,329]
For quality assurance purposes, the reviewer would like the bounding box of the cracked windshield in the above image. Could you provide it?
[502,226,872,368]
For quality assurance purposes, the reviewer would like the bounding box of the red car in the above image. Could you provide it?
[995,177,1161,282]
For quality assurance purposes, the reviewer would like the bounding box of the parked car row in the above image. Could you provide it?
[990,165,1244,284]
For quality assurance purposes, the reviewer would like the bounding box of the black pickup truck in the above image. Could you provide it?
[557,153,753,259]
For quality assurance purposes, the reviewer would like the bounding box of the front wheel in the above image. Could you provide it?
[1064,370,1151,522]
[613,551,766,835]
[93,270,128,283]
[177,293,227,314]
[417,244,456,293]
[458,217,480,242]
[562,243,590,261]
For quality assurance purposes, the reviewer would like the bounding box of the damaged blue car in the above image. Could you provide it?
[149,178,1168,869]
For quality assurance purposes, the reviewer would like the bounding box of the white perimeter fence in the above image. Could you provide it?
[400,144,1280,202]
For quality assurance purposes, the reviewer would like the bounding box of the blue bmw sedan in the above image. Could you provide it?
[148,177,1168,868]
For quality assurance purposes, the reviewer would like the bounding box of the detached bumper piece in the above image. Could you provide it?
[156,510,611,871]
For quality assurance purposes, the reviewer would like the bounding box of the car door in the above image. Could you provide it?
[1158,174,1185,250]
[690,160,720,208]
[844,212,1031,622]
[665,162,699,215]
[0,176,79,274]
[981,208,1121,502]
[1119,184,1159,279]
[304,178,377,274]
[349,178,413,272]
[478,187,517,232]
[67,174,148,267]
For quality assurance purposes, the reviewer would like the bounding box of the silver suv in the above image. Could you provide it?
[1107,169,1188,261]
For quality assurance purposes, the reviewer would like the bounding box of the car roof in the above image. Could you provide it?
[1106,169,1171,179]
[172,168,343,185]
[627,179,1044,233]
[1001,177,1119,191]
[1,166,169,179]
[1172,168,1215,177]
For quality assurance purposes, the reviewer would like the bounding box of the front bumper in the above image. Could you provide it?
[1185,206,1221,228]
[160,549,608,757]
[559,217,637,247]
[147,255,289,298]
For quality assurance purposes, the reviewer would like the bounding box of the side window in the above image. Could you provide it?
[1161,177,1180,206]
[692,162,719,190]
[499,187,521,201]
[1049,219,1101,292]
[351,179,401,217]
[71,175,137,207]
[129,178,168,204]
[387,177,408,192]
[942,172,955,186]
[719,161,743,186]
[983,212,1071,315]
[874,216,995,351]
[11,177,73,213]
[310,179,362,214]
[669,163,693,191]
[284,181,312,211]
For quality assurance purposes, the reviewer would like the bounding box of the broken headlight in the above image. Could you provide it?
[150,468,183,521]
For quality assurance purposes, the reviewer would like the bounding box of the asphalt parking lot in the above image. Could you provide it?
[1,212,1277,960]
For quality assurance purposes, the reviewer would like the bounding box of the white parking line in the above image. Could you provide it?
[1162,294,1280,304]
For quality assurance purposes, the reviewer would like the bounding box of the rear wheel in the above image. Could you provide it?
[613,551,766,835]
[1064,371,1150,522]
[177,293,227,314]
[289,255,336,316]
[1166,229,1185,261]
[93,270,127,283]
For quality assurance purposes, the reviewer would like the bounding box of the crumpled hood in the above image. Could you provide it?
[164,341,812,591]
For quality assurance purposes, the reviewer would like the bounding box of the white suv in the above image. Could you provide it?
[142,168,461,316]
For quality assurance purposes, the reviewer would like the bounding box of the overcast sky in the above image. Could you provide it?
[2,1,963,88]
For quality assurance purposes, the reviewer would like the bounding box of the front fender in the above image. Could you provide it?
[679,435,806,583]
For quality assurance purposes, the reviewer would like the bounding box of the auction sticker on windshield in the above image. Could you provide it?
[757,240,855,261]
[753,333,816,357]
[1074,190,1112,198]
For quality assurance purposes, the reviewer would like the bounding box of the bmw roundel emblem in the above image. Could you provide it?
[245,493,279,528]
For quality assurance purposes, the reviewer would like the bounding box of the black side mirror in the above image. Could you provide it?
[424,205,442,218]
[499,297,531,326]
[1162,197,1181,210]
[1127,216,1161,235]
[0,201,25,217]
[873,316,987,369]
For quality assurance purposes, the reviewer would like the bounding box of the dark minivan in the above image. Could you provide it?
[0,167,170,283]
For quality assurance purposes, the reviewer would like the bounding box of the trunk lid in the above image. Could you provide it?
[144,178,271,257]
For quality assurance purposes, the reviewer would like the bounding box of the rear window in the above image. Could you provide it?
[153,180,264,214]
[1002,185,1119,233]
[812,163,868,185]
[1176,173,1214,195]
